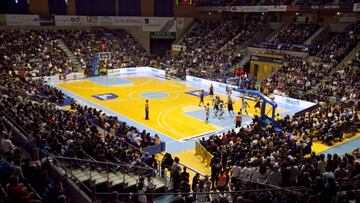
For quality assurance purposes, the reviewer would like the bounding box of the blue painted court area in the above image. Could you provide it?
[141,92,169,99]
[89,75,132,85]
[320,136,360,155]
[185,109,253,128]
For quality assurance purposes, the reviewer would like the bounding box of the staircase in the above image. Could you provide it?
[160,18,176,32]
[53,156,167,191]
[268,23,286,42]
[173,21,197,44]
[304,24,328,45]
[310,42,360,92]
[56,39,83,72]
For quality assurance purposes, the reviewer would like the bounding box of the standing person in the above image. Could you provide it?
[226,85,232,96]
[205,103,210,123]
[198,89,205,107]
[137,177,147,203]
[146,176,156,203]
[235,111,242,128]
[218,100,224,119]
[192,173,200,193]
[254,97,261,113]
[227,96,234,116]
[209,84,214,103]
[171,157,182,192]
[145,100,149,120]
[241,97,249,115]
[213,96,220,118]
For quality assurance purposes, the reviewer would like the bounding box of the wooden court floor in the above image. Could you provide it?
[56,76,284,141]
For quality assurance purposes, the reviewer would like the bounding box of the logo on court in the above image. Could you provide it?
[92,93,118,101]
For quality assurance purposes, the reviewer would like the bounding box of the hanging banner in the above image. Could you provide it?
[6,14,40,26]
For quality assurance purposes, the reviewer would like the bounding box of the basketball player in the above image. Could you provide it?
[227,96,234,116]
[235,111,242,128]
[254,97,261,113]
[198,89,205,107]
[209,84,214,103]
[145,100,149,120]
[226,85,232,96]
[205,103,210,123]
[241,97,249,115]
[218,100,224,119]
[213,96,220,118]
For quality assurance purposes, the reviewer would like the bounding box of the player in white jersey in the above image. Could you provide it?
[205,103,210,123]
[241,97,249,115]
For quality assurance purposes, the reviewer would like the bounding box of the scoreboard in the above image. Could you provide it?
[176,0,193,5]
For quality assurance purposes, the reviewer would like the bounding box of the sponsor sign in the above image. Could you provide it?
[112,16,143,27]
[271,95,316,109]
[229,5,287,12]
[107,67,165,77]
[6,14,40,26]
[310,5,339,9]
[92,93,118,101]
[172,44,186,51]
[150,32,176,39]
[286,5,300,11]
[98,16,113,26]
[354,3,360,12]
[55,15,87,26]
[86,16,98,26]
[39,15,55,26]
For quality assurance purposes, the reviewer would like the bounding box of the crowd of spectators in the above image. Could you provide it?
[0,118,66,203]
[262,22,360,102]
[309,50,359,107]
[196,111,359,202]
[59,29,148,71]
[253,23,320,53]
[167,20,262,81]
[272,23,319,45]
[0,30,75,77]
[0,92,160,167]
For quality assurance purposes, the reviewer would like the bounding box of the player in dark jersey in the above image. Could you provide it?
[198,89,205,107]
[213,96,220,118]
[254,97,261,113]
[227,96,234,116]
[209,84,214,103]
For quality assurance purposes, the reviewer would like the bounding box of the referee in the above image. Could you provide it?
[145,100,149,120]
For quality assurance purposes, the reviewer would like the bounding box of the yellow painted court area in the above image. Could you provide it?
[56,76,285,140]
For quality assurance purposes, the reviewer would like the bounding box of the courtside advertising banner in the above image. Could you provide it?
[5,14,40,26]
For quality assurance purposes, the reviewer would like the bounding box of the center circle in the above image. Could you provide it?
[141,92,168,99]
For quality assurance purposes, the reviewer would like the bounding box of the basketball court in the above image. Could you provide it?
[52,73,288,144]
[50,70,360,175]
